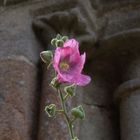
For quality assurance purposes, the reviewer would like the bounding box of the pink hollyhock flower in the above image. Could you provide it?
[53,39,91,86]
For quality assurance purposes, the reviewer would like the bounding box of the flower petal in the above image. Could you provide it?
[59,47,74,60]
[58,72,91,86]
[57,73,73,83]
[53,47,61,71]
[63,39,79,54]
[69,52,86,74]
[75,74,91,86]
[79,53,86,72]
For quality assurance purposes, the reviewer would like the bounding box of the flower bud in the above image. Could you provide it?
[56,34,62,39]
[50,77,61,89]
[51,38,57,46]
[71,105,85,120]
[55,39,64,47]
[40,51,53,64]
[64,84,76,97]
[45,104,56,117]
[62,36,69,42]
[51,34,68,47]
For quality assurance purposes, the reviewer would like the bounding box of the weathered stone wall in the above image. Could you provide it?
[0,0,140,140]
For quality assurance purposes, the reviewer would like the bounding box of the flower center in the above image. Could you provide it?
[60,61,70,71]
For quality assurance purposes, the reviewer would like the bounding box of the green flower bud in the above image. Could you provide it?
[64,84,76,97]
[55,39,64,47]
[56,34,62,39]
[51,34,68,47]
[51,38,57,46]
[40,51,53,64]
[50,77,61,89]
[71,105,85,120]
[62,36,69,42]
[45,104,56,117]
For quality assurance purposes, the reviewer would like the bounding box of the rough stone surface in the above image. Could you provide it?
[0,1,42,64]
[0,58,38,140]
[78,104,119,140]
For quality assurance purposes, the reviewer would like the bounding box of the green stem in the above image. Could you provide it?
[56,109,64,114]
[71,117,76,124]
[58,88,75,139]
[63,93,69,101]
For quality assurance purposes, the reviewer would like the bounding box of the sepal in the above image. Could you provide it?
[51,38,57,46]
[64,84,76,97]
[50,77,61,89]
[45,104,56,117]
[40,51,53,64]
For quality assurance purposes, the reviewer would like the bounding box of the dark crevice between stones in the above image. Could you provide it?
[32,16,46,140]
[111,105,121,140]
[34,60,44,140]
[83,101,119,117]
[115,105,121,140]
[83,102,114,110]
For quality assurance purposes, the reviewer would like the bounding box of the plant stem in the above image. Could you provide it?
[58,88,75,139]
[63,93,69,101]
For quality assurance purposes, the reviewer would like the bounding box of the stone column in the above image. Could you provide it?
[114,79,140,140]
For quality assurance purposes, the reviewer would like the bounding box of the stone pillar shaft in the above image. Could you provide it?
[115,79,140,140]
